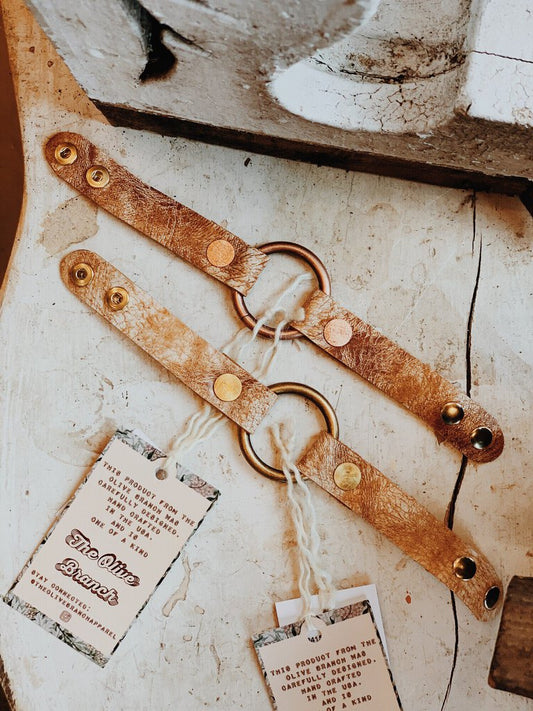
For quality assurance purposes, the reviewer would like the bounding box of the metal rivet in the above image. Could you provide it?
[441,402,464,425]
[324,318,353,347]
[54,143,78,165]
[86,166,110,188]
[155,468,168,480]
[484,586,500,610]
[453,556,477,580]
[333,461,361,491]
[105,286,129,311]
[206,239,235,267]
[213,373,242,402]
[70,262,94,287]
[470,427,493,450]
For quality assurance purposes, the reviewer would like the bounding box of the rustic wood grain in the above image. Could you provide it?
[46,132,269,295]
[298,432,503,622]
[489,576,533,699]
[292,289,504,463]
[60,250,276,432]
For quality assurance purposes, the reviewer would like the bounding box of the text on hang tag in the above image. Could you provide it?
[4,429,219,666]
[253,602,402,711]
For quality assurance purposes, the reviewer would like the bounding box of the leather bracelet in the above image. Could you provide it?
[60,250,276,432]
[292,290,504,463]
[47,133,268,295]
[297,431,502,621]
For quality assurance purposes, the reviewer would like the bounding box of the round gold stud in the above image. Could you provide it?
[86,166,110,188]
[470,427,493,450]
[155,468,168,480]
[206,239,235,267]
[324,318,353,347]
[213,373,242,402]
[105,286,129,311]
[333,461,361,491]
[70,262,94,287]
[453,556,477,580]
[54,143,78,165]
[441,402,464,425]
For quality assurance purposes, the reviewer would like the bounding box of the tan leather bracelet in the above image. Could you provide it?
[292,290,504,463]
[47,133,268,295]
[47,134,503,462]
[60,250,276,432]
[297,431,502,621]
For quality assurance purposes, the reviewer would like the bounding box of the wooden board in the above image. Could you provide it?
[489,576,533,699]
[1,1,532,709]
[20,0,533,205]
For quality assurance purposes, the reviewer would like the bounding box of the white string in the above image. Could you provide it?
[272,422,336,625]
[162,272,313,474]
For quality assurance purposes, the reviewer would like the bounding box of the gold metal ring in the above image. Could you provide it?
[238,382,339,482]
[231,242,331,340]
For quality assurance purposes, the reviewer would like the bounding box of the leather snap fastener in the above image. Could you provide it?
[213,373,242,402]
[441,402,464,425]
[333,461,361,490]
[207,239,235,267]
[54,143,78,165]
[86,166,110,188]
[105,286,129,311]
[324,318,353,347]
[70,262,94,287]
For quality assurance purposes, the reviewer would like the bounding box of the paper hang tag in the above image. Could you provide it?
[4,429,219,666]
[253,602,402,711]
[275,585,389,661]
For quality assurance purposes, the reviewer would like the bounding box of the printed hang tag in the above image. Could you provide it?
[275,585,389,661]
[4,429,219,666]
[253,602,402,711]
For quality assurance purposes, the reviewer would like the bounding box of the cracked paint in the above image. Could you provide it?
[441,191,483,710]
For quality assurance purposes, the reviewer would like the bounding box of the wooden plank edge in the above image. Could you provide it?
[488,575,533,700]
[94,102,533,216]
[0,654,16,711]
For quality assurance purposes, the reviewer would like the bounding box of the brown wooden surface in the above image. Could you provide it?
[489,576,533,699]
[293,289,504,463]
[60,250,277,432]
[298,432,503,622]
[47,132,269,295]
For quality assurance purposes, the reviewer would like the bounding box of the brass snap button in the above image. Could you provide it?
[86,166,110,188]
[213,373,243,402]
[70,262,94,287]
[333,461,361,490]
[441,402,464,425]
[207,239,235,267]
[105,286,129,311]
[54,143,78,165]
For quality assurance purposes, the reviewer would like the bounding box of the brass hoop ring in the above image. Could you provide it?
[231,241,331,340]
[238,382,339,482]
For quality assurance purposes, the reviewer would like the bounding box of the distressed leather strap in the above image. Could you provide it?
[292,290,503,463]
[47,133,268,295]
[60,250,276,432]
[297,432,502,621]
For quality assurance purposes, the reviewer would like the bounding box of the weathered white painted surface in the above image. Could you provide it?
[275,0,533,134]
[0,1,532,710]
[20,0,533,182]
